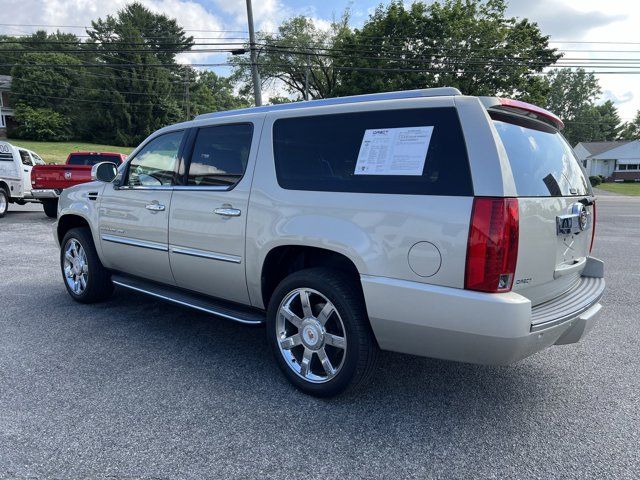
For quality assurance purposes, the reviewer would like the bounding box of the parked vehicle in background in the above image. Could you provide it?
[0,141,45,217]
[54,88,605,397]
[31,152,127,217]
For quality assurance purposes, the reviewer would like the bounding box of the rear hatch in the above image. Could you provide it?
[490,110,594,306]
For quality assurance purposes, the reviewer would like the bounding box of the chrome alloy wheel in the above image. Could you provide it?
[276,288,347,383]
[63,238,88,295]
[0,193,6,215]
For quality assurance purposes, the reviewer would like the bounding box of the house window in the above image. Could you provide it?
[0,114,5,129]
[628,164,639,171]
[619,164,627,171]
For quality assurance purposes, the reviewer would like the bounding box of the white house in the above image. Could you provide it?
[0,75,14,138]
[574,140,640,181]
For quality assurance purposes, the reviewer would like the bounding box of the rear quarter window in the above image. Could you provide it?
[491,112,590,197]
[273,107,472,196]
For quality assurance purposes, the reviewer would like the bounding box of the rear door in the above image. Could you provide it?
[491,112,594,305]
[18,149,33,194]
[168,119,261,304]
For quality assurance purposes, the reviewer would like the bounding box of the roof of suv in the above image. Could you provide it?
[195,87,462,121]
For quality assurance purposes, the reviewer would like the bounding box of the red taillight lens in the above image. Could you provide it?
[589,201,597,253]
[465,197,519,293]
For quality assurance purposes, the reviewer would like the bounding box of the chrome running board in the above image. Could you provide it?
[111,273,265,325]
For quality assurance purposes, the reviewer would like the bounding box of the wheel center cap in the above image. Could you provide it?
[301,319,324,350]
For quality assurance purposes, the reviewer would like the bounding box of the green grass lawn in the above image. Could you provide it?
[597,182,640,196]
[6,139,133,164]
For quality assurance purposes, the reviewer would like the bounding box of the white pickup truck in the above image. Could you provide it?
[0,141,46,217]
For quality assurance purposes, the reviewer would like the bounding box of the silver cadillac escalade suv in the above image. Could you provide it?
[54,88,605,397]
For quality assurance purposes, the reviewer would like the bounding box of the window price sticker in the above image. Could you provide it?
[354,126,434,176]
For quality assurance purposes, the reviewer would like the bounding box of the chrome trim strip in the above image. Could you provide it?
[117,185,230,192]
[111,280,262,325]
[171,245,241,264]
[101,234,168,252]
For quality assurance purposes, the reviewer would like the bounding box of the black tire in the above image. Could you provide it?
[60,227,114,303]
[42,199,58,218]
[0,187,8,218]
[267,268,378,397]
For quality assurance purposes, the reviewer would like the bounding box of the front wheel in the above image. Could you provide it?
[60,227,114,303]
[42,199,58,218]
[0,188,8,218]
[267,268,378,397]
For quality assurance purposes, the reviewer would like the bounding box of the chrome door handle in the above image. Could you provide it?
[145,203,165,211]
[214,207,241,217]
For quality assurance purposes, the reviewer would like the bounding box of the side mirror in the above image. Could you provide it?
[91,162,118,183]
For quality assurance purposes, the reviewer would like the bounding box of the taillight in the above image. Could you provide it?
[465,197,519,293]
[589,201,597,253]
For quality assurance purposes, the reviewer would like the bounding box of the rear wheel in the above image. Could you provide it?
[267,268,378,397]
[42,199,58,218]
[60,227,114,303]
[0,188,8,218]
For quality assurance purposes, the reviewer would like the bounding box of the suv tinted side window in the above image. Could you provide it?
[273,107,472,196]
[126,131,183,187]
[187,124,253,187]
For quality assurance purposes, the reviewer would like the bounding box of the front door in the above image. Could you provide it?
[98,130,185,285]
[169,121,259,305]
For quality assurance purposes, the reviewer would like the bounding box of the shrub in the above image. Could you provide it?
[589,176,602,186]
[12,105,72,141]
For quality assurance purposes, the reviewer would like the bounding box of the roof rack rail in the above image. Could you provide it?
[195,87,462,120]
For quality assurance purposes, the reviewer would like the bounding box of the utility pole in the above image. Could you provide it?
[184,71,190,120]
[246,0,262,106]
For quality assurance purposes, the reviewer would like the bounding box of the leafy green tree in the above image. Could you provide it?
[333,0,559,99]
[188,71,250,117]
[80,2,192,145]
[232,14,351,100]
[546,69,623,144]
[12,105,72,141]
[619,110,640,140]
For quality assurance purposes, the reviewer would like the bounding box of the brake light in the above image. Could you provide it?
[589,202,597,253]
[465,197,519,293]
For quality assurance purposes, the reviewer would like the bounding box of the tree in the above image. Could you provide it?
[333,0,559,100]
[545,69,624,144]
[619,111,640,140]
[188,71,250,117]
[231,13,351,100]
[81,2,192,144]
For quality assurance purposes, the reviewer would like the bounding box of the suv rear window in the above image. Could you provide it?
[491,112,589,197]
[273,107,472,196]
[68,154,119,166]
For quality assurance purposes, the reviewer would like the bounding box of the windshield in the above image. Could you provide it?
[492,114,590,197]
[68,154,119,166]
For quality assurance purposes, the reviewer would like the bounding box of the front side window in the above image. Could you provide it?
[126,131,183,187]
[273,108,472,195]
[187,124,253,187]
[19,150,33,166]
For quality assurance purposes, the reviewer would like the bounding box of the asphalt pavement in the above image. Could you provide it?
[0,197,638,479]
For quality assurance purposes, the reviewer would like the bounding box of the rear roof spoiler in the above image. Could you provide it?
[480,97,564,130]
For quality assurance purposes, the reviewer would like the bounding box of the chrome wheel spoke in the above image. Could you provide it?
[64,251,74,263]
[317,301,335,326]
[325,334,346,350]
[299,290,312,318]
[300,348,313,377]
[280,305,303,328]
[317,348,335,377]
[280,334,302,350]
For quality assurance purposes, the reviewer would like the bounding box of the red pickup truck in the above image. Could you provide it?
[31,151,127,217]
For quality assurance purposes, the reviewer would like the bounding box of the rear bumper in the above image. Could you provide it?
[361,259,605,365]
[31,189,60,199]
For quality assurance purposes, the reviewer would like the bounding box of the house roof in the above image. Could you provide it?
[577,141,631,156]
